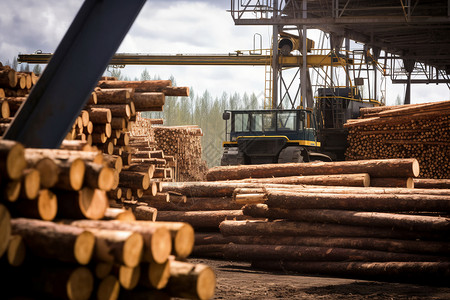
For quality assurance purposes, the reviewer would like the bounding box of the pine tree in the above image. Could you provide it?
[32,64,42,76]
[140,68,151,80]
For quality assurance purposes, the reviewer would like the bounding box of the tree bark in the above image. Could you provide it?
[133,92,165,111]
[10,217,95,265]
[0,204,11,258]
[370,177,413,188]
[414,178,450,189]
[0,139,27,180]
[238,173,370,187]
[95,88,132,104]
[87,107,112,124]
[98,80,172,92]
[24,155,60,188]
[206,158,420,181]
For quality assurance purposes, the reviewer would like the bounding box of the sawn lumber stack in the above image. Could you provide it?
[345,100,450,179]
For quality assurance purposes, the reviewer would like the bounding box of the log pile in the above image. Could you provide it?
[345,100,450,179]
[152,125,208,182]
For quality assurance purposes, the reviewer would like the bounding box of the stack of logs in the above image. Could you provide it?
[162,159,450,284]
[345,100,450,179]
[0,139,216,300]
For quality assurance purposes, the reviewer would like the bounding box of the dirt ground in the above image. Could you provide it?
[188,258,450,300]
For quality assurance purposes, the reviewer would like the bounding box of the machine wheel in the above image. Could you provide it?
[277,147,304,163]
[308,152,332,162]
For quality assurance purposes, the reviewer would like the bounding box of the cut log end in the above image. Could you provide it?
[149,260,171,290]
[123,232,144,268]
[150,227,172,264]
[97,275,120,300]
[176,224,195,259]
[7,235,25,267]
[6,142,27,180]
[70,158,86,191]
[67,267,94,300]
[412,159,420,177]
[74,230,96,265]
[37,189,58,221]
[79,188,108,220]
[22,168,40,199]
[119,265,140,290]
[196,265,216,300]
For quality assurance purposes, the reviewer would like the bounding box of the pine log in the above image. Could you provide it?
[84,162,115,191]
[206,158,420,181]
[155,210,257,229]
[6,234,26,266]
[10,218,95,264]
[98,80,172,92]
[88,228,143,267]
[265,190,450,212]
[114,265,140,290]
[161,86,189,97]
[97,275,120,300]
[87,107,112,124]
[95,88,132,104]
[92,104,131,118]
[2,180,21,202]
[414,178,450,189]
[242,204,450,233]
[139,261,171,290]
[0,67,17,88]
[148,196,243,211]
[103,207,136,221]
[56,188,108,220]
[167,259,216,300]
[223,243,448,262]
[0,87,4,97]
[102,154,123,172]
[251,261,450,285]
[0,99,10,118]
[239,173,370,187]
[133,205,158,221]
[0,139,27,180]
[24,155,60,188]
[125,163,155,178]
[370,177,414,188]
[0,204,11,258]
[110,117,126,130]
[19,168,40,199]
[194,233,450,255]
[69,219,172,264]
[219,220,445,240]
[119,171,150,190]
[14,189,58,221]
[133,92,165,111]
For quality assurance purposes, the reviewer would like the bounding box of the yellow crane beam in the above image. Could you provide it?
[18,53,349,68]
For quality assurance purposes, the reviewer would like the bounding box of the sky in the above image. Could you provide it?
[0,0,449,106]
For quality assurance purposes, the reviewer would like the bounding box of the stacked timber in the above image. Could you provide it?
[0,141,216,299]
[152,125,207,182]
[345,100,450,179]
[187,158,450,284]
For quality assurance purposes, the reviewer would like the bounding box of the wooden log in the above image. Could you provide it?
[6,235,26,266]
[242,204,450,233]
[265,190,450,212]
[161,86,189,97]
[102,154,123,173]
[13,189,58,221]
[0,204,11,258]
[133,92,165,111]
[97,275,120,300]
[95,88,132,104]
[413,178,450,189]
[92,104,131,118]
[133,205,158,222]
[103,207,136,221]
[224,243,448,262]
[0,139,27,180]
[239,173,370,187]
[194,233,450,255]
[10,218,95,264]
[19,168,40,199]
[119,171,150,190]
[140,260,171,290]
[110,117,126,130]
[84,162,115,191]
[2,180,21,202]
[113,265,140,290]
[370,177,414,188]
[147,196,243,211]
[219,220,444,240]
[88,228,143,267]
[251,261,450,284]
[98,80,172,92]
[87,107,112,124]
[125,163,154,178]
[94,262,113,279]
[0,67,17,88]
[0,99,10,118]
[56,188,108,220]
[155,210,257,229]
[166,259,216,300]
[69,219,172,264]
[206,158,420,181]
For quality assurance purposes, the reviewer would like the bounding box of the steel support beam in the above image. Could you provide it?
[4,0,146,148]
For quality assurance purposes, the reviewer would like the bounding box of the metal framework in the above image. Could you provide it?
[6,0,146,148]
[230,0,450,104]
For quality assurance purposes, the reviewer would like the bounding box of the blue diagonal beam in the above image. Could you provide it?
[4,0,146,148]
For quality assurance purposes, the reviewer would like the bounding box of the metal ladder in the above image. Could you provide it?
[264,48,273,109]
